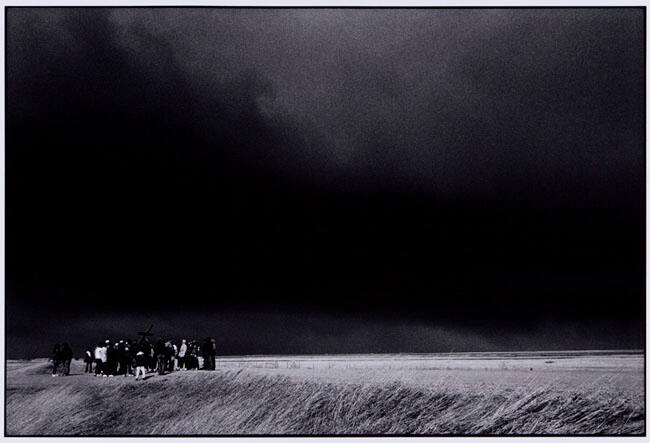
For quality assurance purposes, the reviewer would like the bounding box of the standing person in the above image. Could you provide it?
[99,341,108,376]
[185,341,195,370]
[202,338,215,370]
[200,339,206,369]
[51,344,61,377]
[172,342,179,371]
[211,338,217,369]
[185,342,194,370]
[106,341,117,376]
[164,341,173,372]
[104,341,112,375]
[185,342,193,370]
[190,341,199,370]
[94,342,104,376]
[130,341,140,374]
[60,342,73,376]
[134,350,147,381]
[147,342,155,372]
[84,348,93,374]
[122,340,133,376]
[154,339,166,375]
[178,339,187,370]
[116,341,125,375]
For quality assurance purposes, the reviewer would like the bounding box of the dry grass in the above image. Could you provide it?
[6,359,644,435]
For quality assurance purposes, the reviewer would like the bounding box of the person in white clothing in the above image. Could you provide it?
[178,339,187,370]
[98,341,108,377]
[134,351,147,380]
[94,342,104,376]
[172,343,179,370]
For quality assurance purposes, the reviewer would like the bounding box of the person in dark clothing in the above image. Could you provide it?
[211,338,217,369]
[106,341,117,376]
[165,341,176,372]
[200,339,209,369]
[122,341,133,376]
[201,338,216,370]
[131,342,141,372]
[144,340,154,371]
[113,342,121,375]
[115,341,123,374]
[83,349,93,373]
[164,341,172,372]
[51,344,62,377]
[185,343,193,370]
[60,342,73,376]
[185,342,195,370]
[154,339,166,375]
[188,342,199,370]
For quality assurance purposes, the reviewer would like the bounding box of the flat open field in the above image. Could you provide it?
[6,350,644,435]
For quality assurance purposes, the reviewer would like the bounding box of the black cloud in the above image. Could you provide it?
[6,8,644,358]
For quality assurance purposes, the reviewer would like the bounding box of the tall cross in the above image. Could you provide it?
[137,324,154,344]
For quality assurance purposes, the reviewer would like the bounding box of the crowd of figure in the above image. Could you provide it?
[50,343,74,376]
[52,337,219,380]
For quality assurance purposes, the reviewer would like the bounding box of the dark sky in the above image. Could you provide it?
[6,8,645,358]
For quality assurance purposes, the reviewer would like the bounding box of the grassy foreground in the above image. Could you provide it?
[6,360,644,435]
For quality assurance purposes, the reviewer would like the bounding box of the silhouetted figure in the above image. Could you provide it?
[190,341,199,370]
[60,342,73,376]
[211,338,217,369]
[202,337,216,370]
[122,340,133,376]
[106,341,117,376]
[168,341,176,371]
[154,339,166,375]
[84,348,93,373]
[145,340,155,371]
[115,341,123,374]
[185,341,199,370]
[51,344,62,377]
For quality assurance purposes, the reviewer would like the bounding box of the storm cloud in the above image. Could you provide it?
[6,8,644,358]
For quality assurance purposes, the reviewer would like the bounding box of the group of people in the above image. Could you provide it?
[54,337,219,381]
[51,343,74,376]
